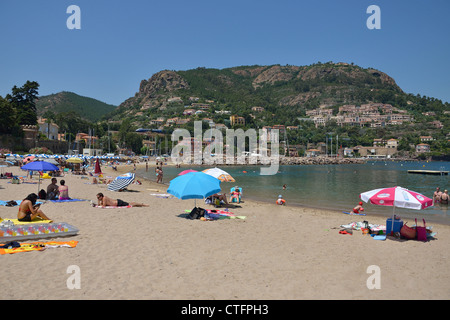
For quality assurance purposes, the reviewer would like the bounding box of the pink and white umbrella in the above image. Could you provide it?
[178,169,198,176]
[360,186,433,210]
[360,186,433,236]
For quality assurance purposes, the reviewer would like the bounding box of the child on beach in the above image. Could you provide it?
[353,202,364,213]
[230,187,241,204]
[276,195,286,205]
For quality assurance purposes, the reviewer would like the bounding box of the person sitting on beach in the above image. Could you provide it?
[353,201,364,213]
[276,195,286,205]
[18,193,52,222]
[58,180,71,200]
[230,187,241,204]
[95,193,149,207]
[92,177,113,185]
[440,190,449,205]
[433,187,442,203]
[46,178,59,200]
[212,193,228,205]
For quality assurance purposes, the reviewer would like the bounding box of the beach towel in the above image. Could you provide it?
[0,240,78,255]
[150,193,173,198]
[340,221,386,232]
[49,198,87,203]
[184,209,246,220]
[94,205,132,209]
[0,200,43,206]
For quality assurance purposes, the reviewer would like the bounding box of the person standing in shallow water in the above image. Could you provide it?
[433,187,442,204]
[441,190,449,205]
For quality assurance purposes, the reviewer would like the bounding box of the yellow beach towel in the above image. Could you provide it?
[0,218,52,225]
[0,240,78,255]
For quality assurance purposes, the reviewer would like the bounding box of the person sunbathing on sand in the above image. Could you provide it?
[95,193,149,207]
[18,193,52,222]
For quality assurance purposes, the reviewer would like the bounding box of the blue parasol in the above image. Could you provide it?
[167,172,221,206]
[21,161,60,193]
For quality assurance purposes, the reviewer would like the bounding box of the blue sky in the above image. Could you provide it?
[1,0,449,106]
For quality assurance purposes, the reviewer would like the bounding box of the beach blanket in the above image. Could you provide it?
[49,198,87,203]
[150,193,173,198]
[184,209,246,220]
[0,240,78,255]
[340,221,386,232]
[94,205,132,209]
[0,200,43,206]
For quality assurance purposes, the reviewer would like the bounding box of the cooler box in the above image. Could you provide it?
[386,217,403,234]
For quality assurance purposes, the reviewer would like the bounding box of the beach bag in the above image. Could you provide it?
[187,207,205,220]
[5,200,18,207]
[400,222,416,240]
[38,189,47,200]
[415,219,427,242]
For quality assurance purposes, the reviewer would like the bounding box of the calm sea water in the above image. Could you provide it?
[138,161,450,224]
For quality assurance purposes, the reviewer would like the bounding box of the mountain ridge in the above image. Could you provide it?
[113,62,407,117]
[36,91,117,122]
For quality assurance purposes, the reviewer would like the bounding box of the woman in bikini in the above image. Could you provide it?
[18,193,52,222]
[59,180,70,200]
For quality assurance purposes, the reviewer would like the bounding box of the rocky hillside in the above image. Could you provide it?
[105,62,448,125]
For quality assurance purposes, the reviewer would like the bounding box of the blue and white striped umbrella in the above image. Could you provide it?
[107,172,135,191]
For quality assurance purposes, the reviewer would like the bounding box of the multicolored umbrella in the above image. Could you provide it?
[178,169,198,176]
[360,186,433,236]
[202,167,235,182]
[360,186,433,210]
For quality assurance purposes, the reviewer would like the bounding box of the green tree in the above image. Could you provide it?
[0,96,17,134]
[6,81,39,125]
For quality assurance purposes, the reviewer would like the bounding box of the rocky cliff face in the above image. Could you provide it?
[118,63,402,111]
[120,70,189,109]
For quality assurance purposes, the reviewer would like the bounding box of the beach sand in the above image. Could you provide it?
[1,163,449,300]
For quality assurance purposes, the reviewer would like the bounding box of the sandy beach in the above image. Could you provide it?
[1,162,449,300]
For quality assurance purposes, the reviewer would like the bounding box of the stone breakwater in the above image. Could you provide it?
[280,156,365,165]
[192,156,367,166]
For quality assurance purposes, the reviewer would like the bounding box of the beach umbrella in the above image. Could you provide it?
[360,186,433,236]
[202,167,235,182]
[167,171,221,206]
[21,160,60,193]
[66,157,83,164]
[44,158,59,165]
[107,172,135,192]
[178,169,198,176]
[94,158,102,175]
[23,155,35,163]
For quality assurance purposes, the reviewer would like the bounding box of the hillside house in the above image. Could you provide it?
[416,143,430,153]
[230,115,245,126]
[37,117,59,140]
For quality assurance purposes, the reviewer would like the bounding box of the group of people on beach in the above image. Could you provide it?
[17,177,71,222]
[433,187,449,205]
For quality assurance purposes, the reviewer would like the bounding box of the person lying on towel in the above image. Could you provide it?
[95,193,149,207]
